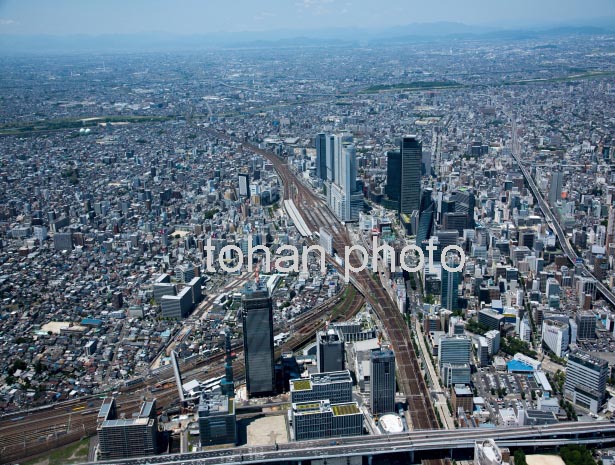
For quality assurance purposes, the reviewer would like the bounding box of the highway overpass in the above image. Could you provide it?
[81,421,615,465]
[510,119,615,309]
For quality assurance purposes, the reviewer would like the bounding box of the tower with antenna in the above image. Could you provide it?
[221,328,235,398]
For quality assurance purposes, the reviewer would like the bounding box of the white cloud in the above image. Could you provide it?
[296,0,336,14]
[254,11,276,22]
[0,19,18,26]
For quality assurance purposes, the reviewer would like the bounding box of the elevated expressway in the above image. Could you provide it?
[85,421,615,465]
[509,118,615,308]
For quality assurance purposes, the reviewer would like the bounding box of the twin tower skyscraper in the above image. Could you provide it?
[315,133,363,223]
[316,133,423,224]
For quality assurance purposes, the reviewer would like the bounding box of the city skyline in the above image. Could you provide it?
[1,0,615,39]
[2,2,615,464]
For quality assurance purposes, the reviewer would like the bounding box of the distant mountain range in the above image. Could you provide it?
[1,20,614,53]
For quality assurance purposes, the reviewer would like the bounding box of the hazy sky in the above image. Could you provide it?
[1,0,614,35]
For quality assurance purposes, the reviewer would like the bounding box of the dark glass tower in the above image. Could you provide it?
[441,257,461,311]
[242,283,275,397]
[315,133,327,181]
[385,150,401,203]
[221,327,235,397]
[400,136,422,215]
[370,347,396,415]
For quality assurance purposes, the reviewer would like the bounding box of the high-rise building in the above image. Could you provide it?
[325,134,341,183]
[385,150,401,207]
[316,329,345,373]
[328,143,362,222]
[541,319,569,358]
[577,276,597,308]
[458,189,476,228]
[198,391,237,447]
[400,135,422,216]
[221,328,235,397]
[575,311,596,340]
[439,336,471,368]
[161,287,193,319]
[53,232,73,251]
[370,348,396,415]
[477,338,490,367]
[478,309,505,331]
[518,317,531,343]
[565,351,608,414]
[441,363,472,386]
[549,171,563,204]
[315,133,328,181]
[290,370,353,404]
[291,400,363,441]
[416,189,435,246]
[238,173,250,198]
[242,283,275,397]
[441,257,461,311]
[485,330,501,356]
[607,205,615,253]
[98,399,158,460]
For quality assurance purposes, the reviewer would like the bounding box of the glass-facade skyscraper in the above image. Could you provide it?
[315,133,327,181]
[441,257,461,311]
[370,347,396,415]
[242,283,275,397]
[400,135,422,216]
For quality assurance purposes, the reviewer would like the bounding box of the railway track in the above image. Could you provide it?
[212,129,438,431]
[0,279,362,464]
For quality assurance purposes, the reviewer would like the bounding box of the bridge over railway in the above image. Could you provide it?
[84,421,615,465]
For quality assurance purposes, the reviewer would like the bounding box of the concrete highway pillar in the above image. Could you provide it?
[368,455,373,465]
[408,450,415,463]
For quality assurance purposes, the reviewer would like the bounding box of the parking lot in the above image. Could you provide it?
[473,367,542,422]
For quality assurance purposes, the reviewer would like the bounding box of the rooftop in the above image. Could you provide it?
[332,402,360,416]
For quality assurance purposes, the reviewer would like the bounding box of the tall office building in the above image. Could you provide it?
[314,132,327,181]
[576,276,597,307]
[607,205,615,253]
[290,370,353,404]
[238,173,250,198]
[221,328,235,397]
[325,134,341,183]
[315,133,328,181]
[564,351,608,414]
[316,329,345,373]
[541,319,570,358]
[477,338,490,367]
[198,391,237,447]
[400,135,422,216]
[451,188,476,229]
[242,283,275,397]
[329,143,362,222]
[291,400,363,441]
[438,336,471,368]
[416,189,435,246]
[485,330,501,355]
[370,348,396,415]
[441,257,461,311]
[575,311,596,340]
[98,399,158,460]
[385,150,401,206]
[549,171,563,204]
[161,287,193,319]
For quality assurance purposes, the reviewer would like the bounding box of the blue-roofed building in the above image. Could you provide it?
[81,318,103,327]
[507,359,534,373]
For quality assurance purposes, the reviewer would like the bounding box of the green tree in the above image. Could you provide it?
[514,449,527,465]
